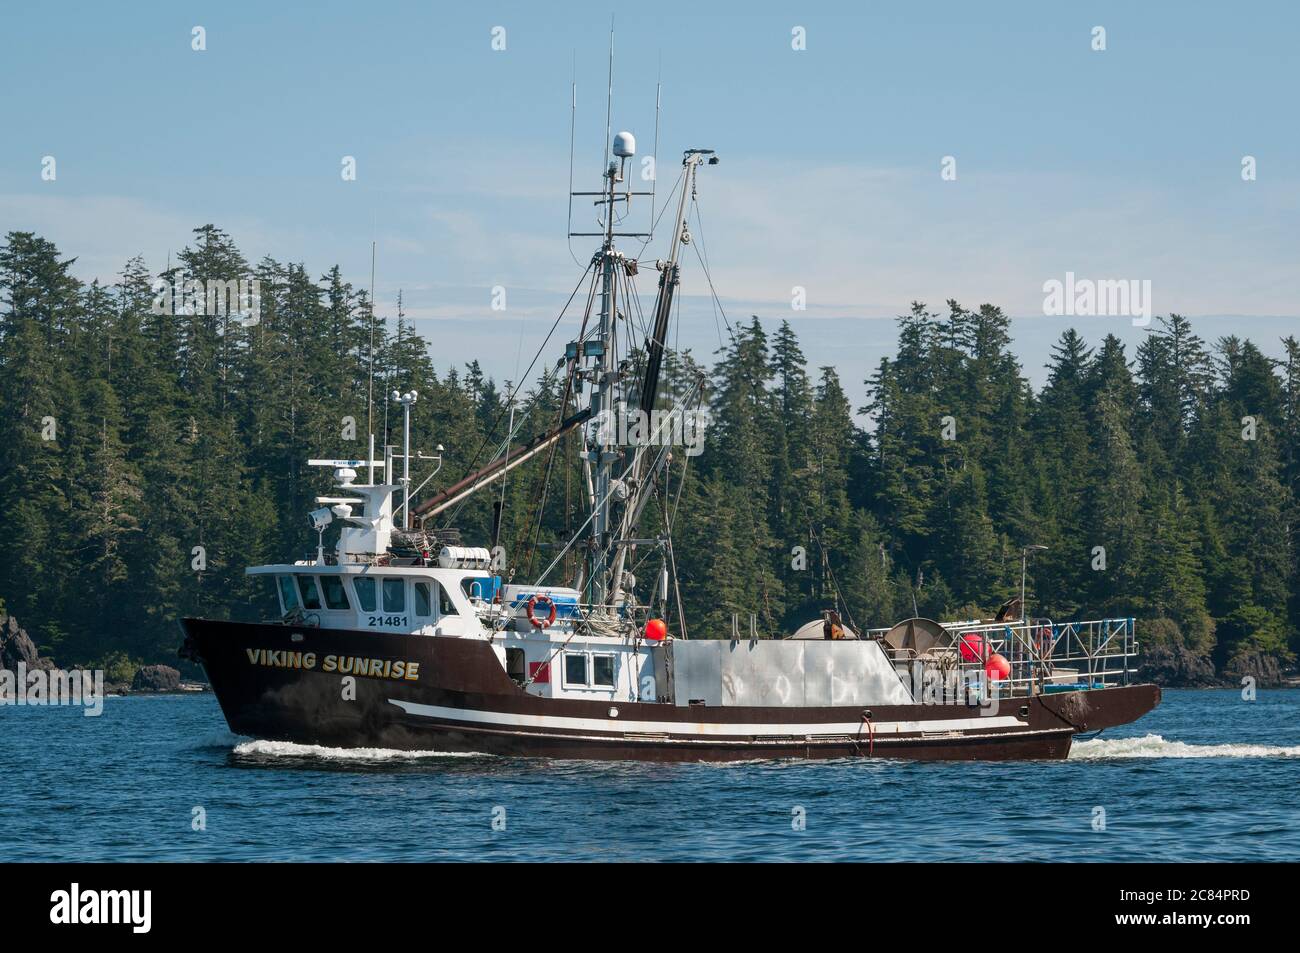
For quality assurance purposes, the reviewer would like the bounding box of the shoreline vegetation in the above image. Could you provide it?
[1,226,1297,689]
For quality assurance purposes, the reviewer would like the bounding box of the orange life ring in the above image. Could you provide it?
[526,594,557,629]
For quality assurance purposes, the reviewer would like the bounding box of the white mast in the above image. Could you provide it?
[566,43,712,608]
[393,389,418,530]
[582,125,646,607]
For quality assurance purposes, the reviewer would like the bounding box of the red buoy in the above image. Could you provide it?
[985,653,1011,681]
[958,632,985,662]
[644,618,667,641]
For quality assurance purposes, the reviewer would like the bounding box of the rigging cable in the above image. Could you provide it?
[689,196,736,348]
[632,168,686,263]
[533,377,702,588]
[494,290,533,557]
[437,257,597,525]
[793,490,862,637]
[514,263,602,573]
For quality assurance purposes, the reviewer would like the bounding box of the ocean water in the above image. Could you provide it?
[2,688,1297,862]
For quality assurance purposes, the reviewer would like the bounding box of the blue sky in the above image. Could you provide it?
[3,1,1297,404]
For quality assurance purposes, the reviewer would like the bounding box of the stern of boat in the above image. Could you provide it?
[1037,682,1161,733]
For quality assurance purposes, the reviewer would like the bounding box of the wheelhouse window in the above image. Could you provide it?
[563,652,588,687]
[321,575,350,611]
[592,654,616,688]
[413,581,432,618]
[352,577,377,613]
[277,576,299,613]
[382,578,406,613]
[438,583,458,616]
[296,575,322,610]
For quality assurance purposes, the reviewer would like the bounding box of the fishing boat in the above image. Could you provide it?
[181,123,1159,761]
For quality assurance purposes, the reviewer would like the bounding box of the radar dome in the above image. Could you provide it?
[612,131,636,158]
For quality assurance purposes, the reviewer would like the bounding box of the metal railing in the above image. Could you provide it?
[871,617,1138,699]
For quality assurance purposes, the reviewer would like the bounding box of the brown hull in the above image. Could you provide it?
[181,618,1160,762]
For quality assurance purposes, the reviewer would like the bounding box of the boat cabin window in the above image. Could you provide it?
[505,647,526,686]
[562,652,616,690]
[297,575,322,610]
[438,583,458,616]
[321,575,350,611]
[413,581,432,617]
[563,652,588,687]
[352,577,377,613]
[277,576,299,613]
[382,578,406,613]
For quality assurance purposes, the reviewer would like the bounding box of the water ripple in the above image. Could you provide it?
[3,688,1298,861]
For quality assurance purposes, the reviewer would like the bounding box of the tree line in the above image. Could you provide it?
[0,226,1295,678]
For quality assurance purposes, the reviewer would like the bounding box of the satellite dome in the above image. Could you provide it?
[612,131,636,158]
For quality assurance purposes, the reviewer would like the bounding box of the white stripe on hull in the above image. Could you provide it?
[387,699,1024,737]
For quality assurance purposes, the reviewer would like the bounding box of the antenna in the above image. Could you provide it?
[648,79,661,237]
[602,16,614,172]
[567,31,657,242]
[393,390,419,529]
[566,60,580,266]
[367,239,376,481]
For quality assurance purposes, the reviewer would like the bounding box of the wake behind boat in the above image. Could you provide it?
[181,122,1159,761]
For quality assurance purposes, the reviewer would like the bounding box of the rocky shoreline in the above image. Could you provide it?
[1138,643,1295,688]
[1,613,209,696]
[105,664,211,696]
[104,681,211,696]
